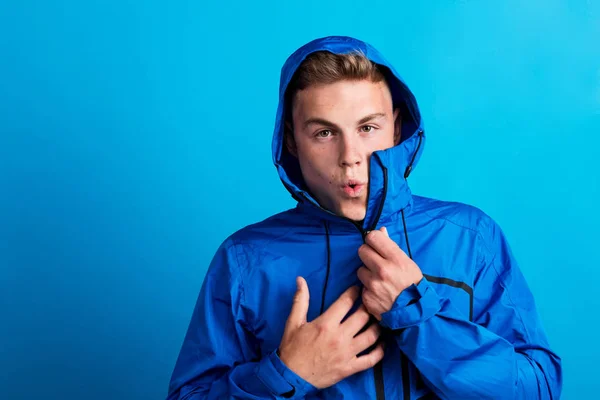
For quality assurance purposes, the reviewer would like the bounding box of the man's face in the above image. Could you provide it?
[288,79,401,221]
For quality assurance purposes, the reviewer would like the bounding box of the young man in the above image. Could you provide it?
[167,36,562,399]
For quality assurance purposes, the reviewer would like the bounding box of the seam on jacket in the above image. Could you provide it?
[229,240,259,339]
[249,225,300,252]
[226,240,244,306]
[474,219,533,343]
[422,209,532,341]
[422,209,481,236]
[422,208,487,274]
[423,274,474,321]
[488,251,532,342]
[421,208,501,279]
[475,217,534,342]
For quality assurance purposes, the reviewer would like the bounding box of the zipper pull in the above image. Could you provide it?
[404,129,424,179]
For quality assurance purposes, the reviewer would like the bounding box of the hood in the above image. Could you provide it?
[271,35,425,230]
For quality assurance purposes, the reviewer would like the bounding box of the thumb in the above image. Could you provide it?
[379,226,389,237]
[286,276,310,329]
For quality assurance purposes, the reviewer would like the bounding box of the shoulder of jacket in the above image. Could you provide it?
[225,208,301,245]
[412,195,497,238]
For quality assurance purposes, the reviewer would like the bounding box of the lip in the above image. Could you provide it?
[341,180,366,197]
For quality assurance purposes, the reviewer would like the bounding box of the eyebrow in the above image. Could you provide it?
[303,112,387,129]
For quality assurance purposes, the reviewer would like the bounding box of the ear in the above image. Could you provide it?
[393,108,402,146]
[284,121,298,157]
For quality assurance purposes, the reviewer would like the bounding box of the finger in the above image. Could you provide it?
[321,285,360,323]
[362,288,384,321]
[352,323,381,353]
[285,277,310,330]
[365,230,406,261]
[361,287,378,316]
[342,304,371,336]
[380,226,389,237]
[352,342,385,373]
[356,266,375,290]
[358,243,385,273]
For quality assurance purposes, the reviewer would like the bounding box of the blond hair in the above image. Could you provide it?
[289,50,385,90]
[285,51,388,120]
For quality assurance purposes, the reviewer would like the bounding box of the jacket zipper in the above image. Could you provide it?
[404,130,424,179]
[301,151,419,399]
[355,168,390,400]
[401,354,410,400]
[310,168,390,400]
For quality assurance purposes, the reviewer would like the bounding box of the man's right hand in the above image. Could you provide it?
[278,276,384,389]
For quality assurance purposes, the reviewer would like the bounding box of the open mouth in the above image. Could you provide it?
[342,181,365,197]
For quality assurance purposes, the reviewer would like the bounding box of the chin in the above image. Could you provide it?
[337,205,367,222]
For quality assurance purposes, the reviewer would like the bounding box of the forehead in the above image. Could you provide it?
[292,79,393,121]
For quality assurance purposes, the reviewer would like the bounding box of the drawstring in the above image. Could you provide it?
[402,207,432,400]
[400,208,413,400]
[320,221,332,314]
[321,209,412,316]
[319,213,413,399]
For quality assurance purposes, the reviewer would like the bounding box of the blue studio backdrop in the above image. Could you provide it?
[1,1,598,399]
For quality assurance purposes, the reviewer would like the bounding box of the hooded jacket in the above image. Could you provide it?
[167,36,562,400]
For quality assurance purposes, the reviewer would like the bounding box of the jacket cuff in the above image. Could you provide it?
[255,349,317,398]
[380,279,443,331]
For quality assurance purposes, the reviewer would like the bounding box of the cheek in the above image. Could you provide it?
[371,129,396,151]
[307,161,335,185]
[297,143,343,192]
[303,151,335,182]
[384,129,398,148]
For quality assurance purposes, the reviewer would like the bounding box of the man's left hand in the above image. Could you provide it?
[357,227,424,320]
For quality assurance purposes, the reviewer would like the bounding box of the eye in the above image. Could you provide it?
[316,130,333,138]
[361,125,375,133]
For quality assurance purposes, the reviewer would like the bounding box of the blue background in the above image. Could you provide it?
[1,1,598,399]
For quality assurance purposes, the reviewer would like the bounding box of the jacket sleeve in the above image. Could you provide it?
[166,240,317,400]
[380,216,562,400]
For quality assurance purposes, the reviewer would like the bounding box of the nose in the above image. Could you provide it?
[339,135,362,167]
